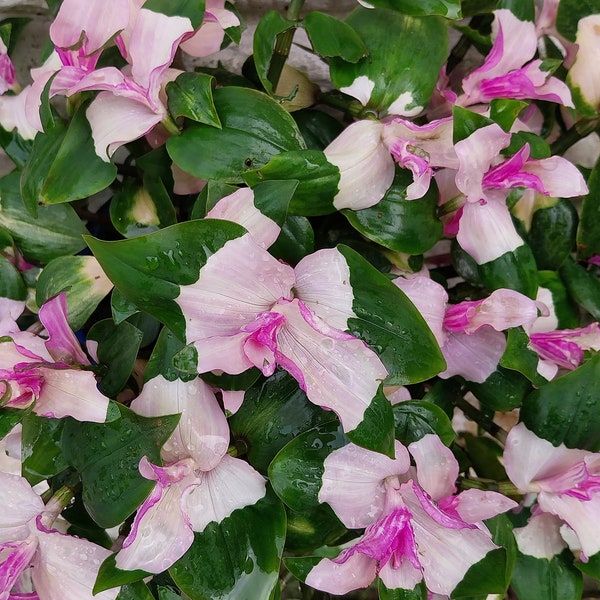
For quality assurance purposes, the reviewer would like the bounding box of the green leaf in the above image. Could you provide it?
[243,149,339,216]
[489,98,528,131]
[511,550,583,600]
[85,220,247,340]
[110,176,177,238]
[293,109,344,150]
[169,489,286,600]
[521,352,600,450]
[268,420,347,511]
[251,179,296,226]
[61,403,179,527]
[111,287,139,324]
[501,328,549,387]
[143,0,205,27]
[478,245,539,299]
[460,432,507,481]
[269,215,314,264]
[167,87,305,183]
[87,319,143,397]
[229,371,333,474]
[0,406,31,440]
[166,72,221,127]
[496,0,535,21]
[343,169,442,254]
[379,581,426,600]
[145,327,197,382]
[252,11,295,94]
[575,550,600,581]
[330,8,448,115]
[556,0,600,41]
[285,504,347,553]
[393,400,455,446]
[339,245,446,385]
[577,156,600,259]
[21,414,69,485]
[466,366,532,412]
[0,171,88,263]
[35,255,114,330]
[528,199,578,270]
[559,256,600,321]
[21,104,117,210]
[95,554,151,594]
[303,12,368,62]
[537,270,580,329]
[116,582,155,600]
[0,256,26,300]
[0,126,34,169]
[347,0,461,19]
[453,105,494,144]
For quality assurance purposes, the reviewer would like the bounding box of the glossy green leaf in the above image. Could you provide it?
[478,245,539,299]
[466,366,532,412]
[35,255,114,330]
[243,149,339,216]
[393,400,455,446]
[145,327,197,382]
[268,420,347,511]
[63,494,113,549]
[166,72,221,127]
[61,403,179,527]
[85,220,247,340]
[344,169,442,254]
[143,0,204,27]
[250,179,297,226]
[252,10,295,94]
[0,255,25,300]
[191,180,238,219]
[303,12,367,62]
[340,245,446,385]
[528,199,578,270]
[330,8,448,115]
[0,171,88,263]
[229,370,333,474]
[501,328,549,387]
[21,414,69,485]
[115,582,155,600]
[378,581,426,600]
[21,104,117,210]
[497,0,535,21]
[460,432,507,481]
[111,288,139,324]
[511,550,583,600]
[453,105,494,144]
[489,98,528,131]
[0,406,31,440]
[575,550,600,581]
[293,109,344,150]
[577,156,600,259]
[537,270,580,329]
[269,215,314,264]
[345,0,461,18]
[95,554,151,594]
[87,319,143,397]
[556,0,600,41]
[200,368,261,392]
[521,352,600,450]
[559,256,600,321]
[170,489,286,600]
[0,126,33,169]
[285,503,347,553]
[167,87,305,183]
[110,176,177,238]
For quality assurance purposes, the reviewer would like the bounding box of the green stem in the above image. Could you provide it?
[452,395,508,444]
[161,114,181,136]
[550,118,599,155]
[227,438,249,458]
[319,90,378,119]
[457,477,520,496]
[286,0,305,21]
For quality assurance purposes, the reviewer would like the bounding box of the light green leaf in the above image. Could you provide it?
[303,12,368,62]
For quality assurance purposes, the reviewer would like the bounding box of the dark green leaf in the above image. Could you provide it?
[489,98,528,131]
[167,72,221,127]
[35,255,114,330]
[191,180,238,219]
[379,581,426,600]
[506,131,551,159]
[251,179,296,226]
[537,270,580,329]
[330,8,448,115]
[466,367,532,412]
[452,548,508,597]
[143,0,205,27]
[0,406,31,440]
[478,245,539,299]
[87,319,143,397]
[577,156,600,259]
[496,0,535,21]
[0,256,25,300]
[292,109,344,150]
[575,550,600,581]
[243,149,339,216]
[352,0,461,18]
[0,171,88,263]
[21,104,117,209]
[61,403,179,527]
[501,328,549,387]
[303,12,368,62]
[393,400,455,446]
[116,582,155,600]
[167,87,305,183]
[63,494,113,549]
[340,245,446,385]
[344,169,442,254]
[268,420,347,511]
[511,550,583,600]
[85,220,247,340]
[559,256,600,321]
[229,371,333,474]
[200,369,261,392]
[460,432,507,481]
[95,554,151,594]
[453,106,494,144]
[21,414,69,485]
[0,126,34,169]
[145,327,197,382]
[111,288,139,325]
[285,503,347,553]
[170,489,286,600]
[269,215,314,264]
[556,0,600,41]
[521,352,600,450]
